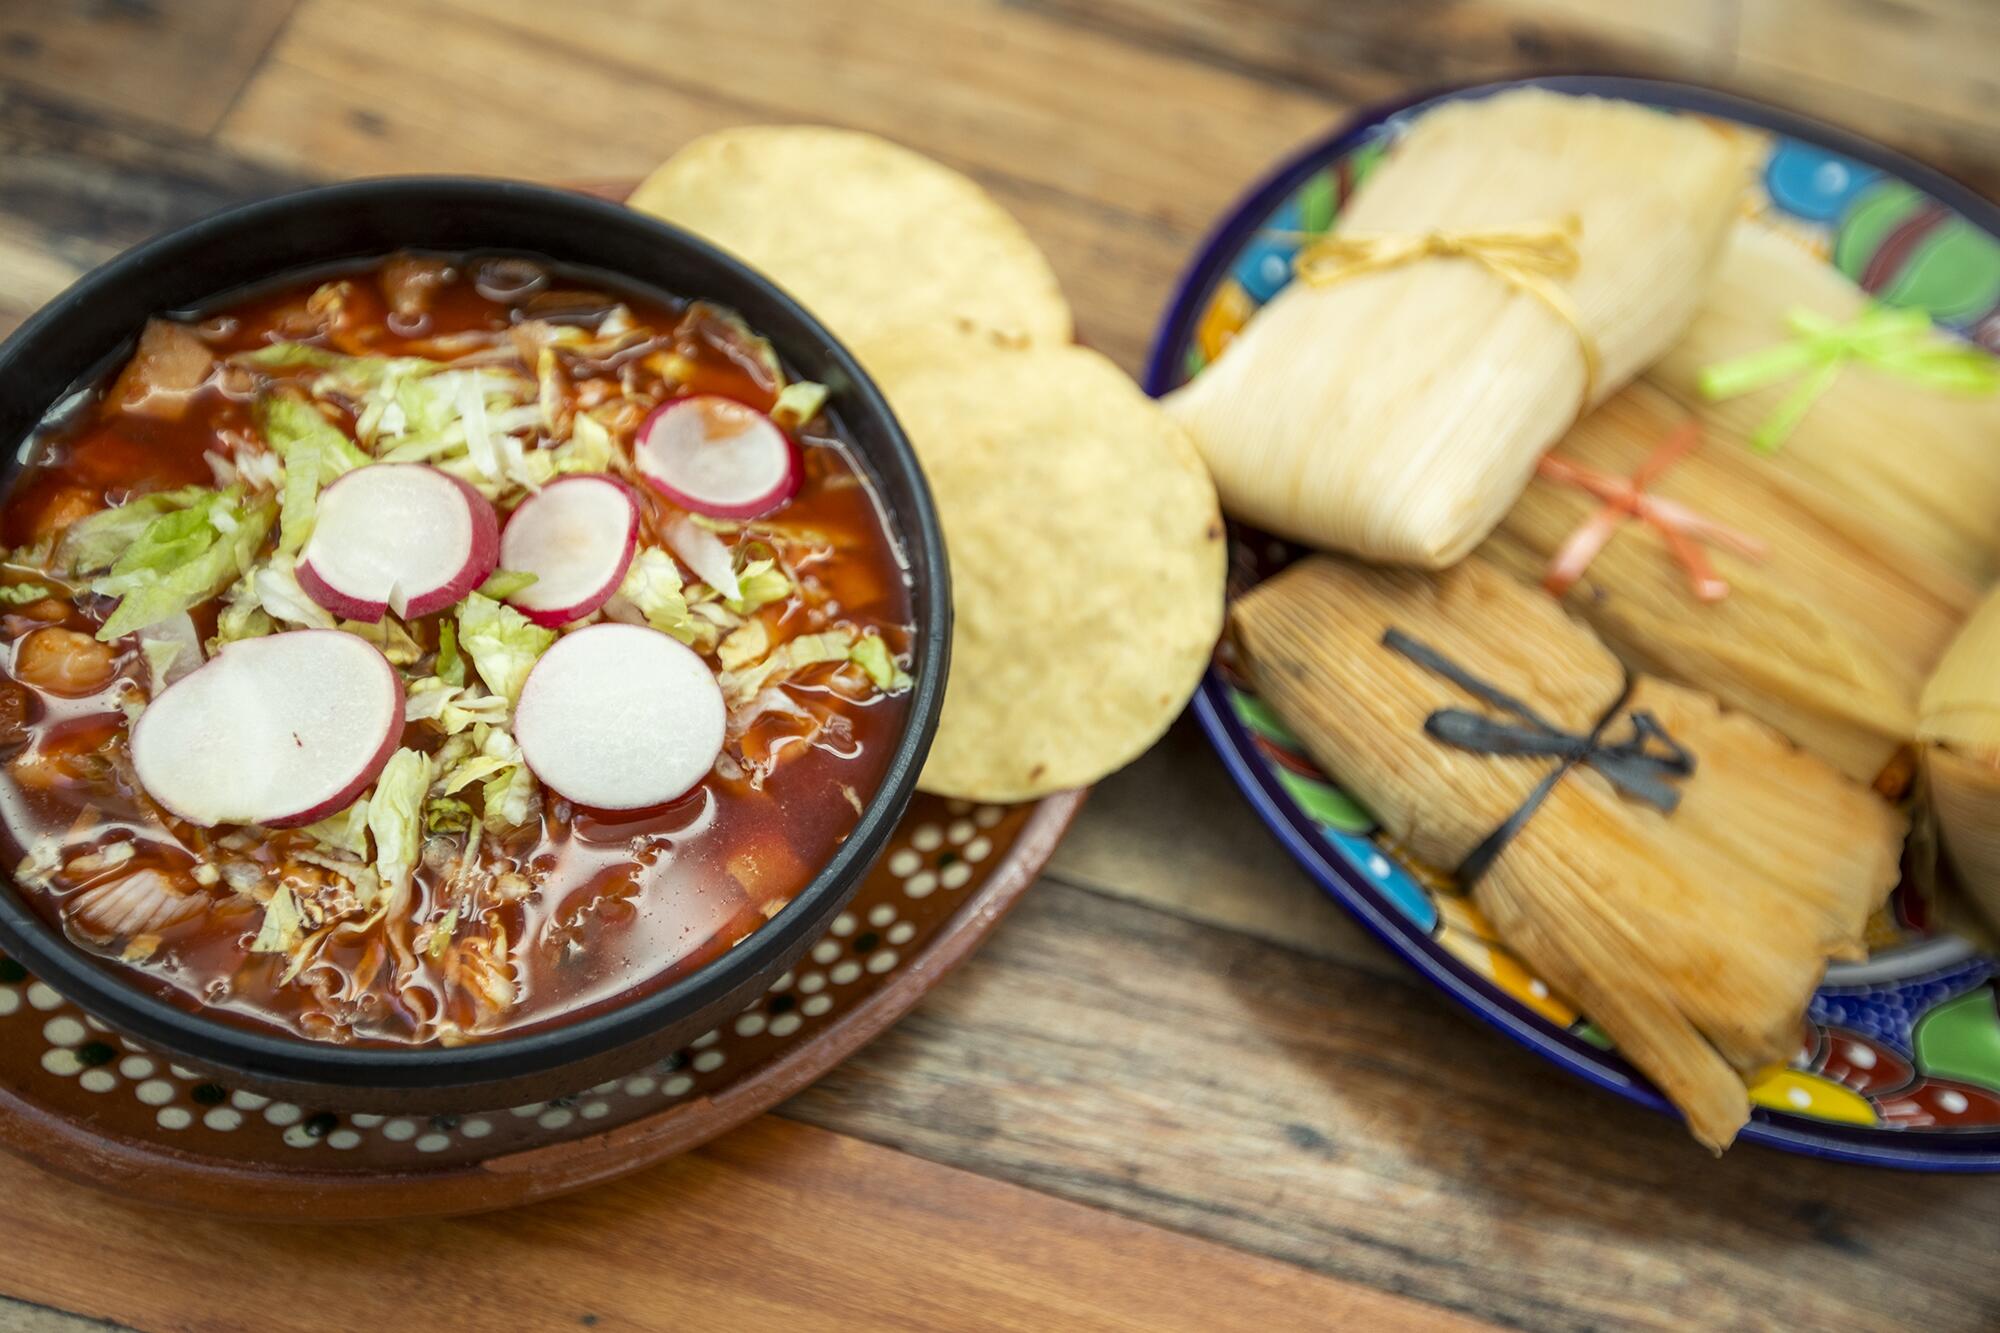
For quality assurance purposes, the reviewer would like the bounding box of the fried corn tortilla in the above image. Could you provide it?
[631,125,1073,356]
[873,341,1227,801]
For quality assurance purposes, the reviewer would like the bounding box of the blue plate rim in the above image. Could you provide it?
[1148,74,2000,1171]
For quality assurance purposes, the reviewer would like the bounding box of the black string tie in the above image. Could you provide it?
[1381,628,1695,886]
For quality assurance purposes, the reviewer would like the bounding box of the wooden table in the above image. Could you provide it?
[2,2,1997,1329]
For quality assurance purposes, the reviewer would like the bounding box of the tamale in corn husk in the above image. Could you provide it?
[1920,587,2000,930]
[1651,221,2000,595]
[1232,556,1905,1150]
[1478,380,1973,783]
[1166,88,1748,567]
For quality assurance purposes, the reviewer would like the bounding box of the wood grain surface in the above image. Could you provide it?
[3,2,1999,1330]
[0,1116,1481,1332]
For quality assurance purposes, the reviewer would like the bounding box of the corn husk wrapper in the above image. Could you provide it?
[1480,381,1972,783]
[1233,556,1904,1150]
[1166,88,1747,567]
[1920,587,2000,929]
[1651,221,2000,596]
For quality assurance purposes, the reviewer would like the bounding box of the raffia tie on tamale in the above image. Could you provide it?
[1165,88,1749,568]
[1232,556,1905,1151]
[1651,220,2000,594]
[1479,379,1974,784]
[1294,218,1602,411]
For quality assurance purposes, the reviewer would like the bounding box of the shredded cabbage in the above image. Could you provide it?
[436,618,465,686]
[724,554,792,615]
[213,571,273,647]
[455,594,554,704]
[90,487,277,642]
[337,615,423,666]
[249,885,304,955]
[477,569,538,601]
[252,554,336,629]
[256,397,364,554]
[849,631,912,692]
[609,547,700,645]
[138,637,184,689]
[57,485,214,576]
[434,725,537,832]
[771,380,828,428]
[404,676,510,733]
[717,619,770,671]
[368,749,432,896]
[717,627,855,707]
[304,799,371,860]
[0,582,53,605]
[424,798,474,836]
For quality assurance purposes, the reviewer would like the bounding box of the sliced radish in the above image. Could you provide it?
[298,464,499,621]
[636,395,800,520]
[497,474,639,627]
[129,630,404,828]
[514,623,726,810]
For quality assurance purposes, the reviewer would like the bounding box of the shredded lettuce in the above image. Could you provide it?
[771,380,828,428]
[90,488,277,642]
[477,569,538,601]
[249,885,304,955]
[455,594,554,704]
[304,798,371,860]
[368,749,431,896]
[0,581,52,605]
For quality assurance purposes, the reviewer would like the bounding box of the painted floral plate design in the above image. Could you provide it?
[1146,75,2000,1169]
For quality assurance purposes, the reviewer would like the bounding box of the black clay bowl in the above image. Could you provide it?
[0,177,949,1112]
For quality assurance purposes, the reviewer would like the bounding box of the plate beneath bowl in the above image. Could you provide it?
[0,789,1082,1219]
[1146,74,2000,1169]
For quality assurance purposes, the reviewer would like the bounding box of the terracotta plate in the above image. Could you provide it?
[0,790,1083,1218]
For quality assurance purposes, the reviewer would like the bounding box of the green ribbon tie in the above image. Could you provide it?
[1698,305,2000,454]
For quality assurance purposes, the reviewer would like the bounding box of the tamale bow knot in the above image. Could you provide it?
[1295,218,1600,403]
[1383,627,1694,884]
[1699,304,2000,454]
[1538,420,1768,604]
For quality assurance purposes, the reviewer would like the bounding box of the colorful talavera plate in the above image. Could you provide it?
[1146,75,2000,1169]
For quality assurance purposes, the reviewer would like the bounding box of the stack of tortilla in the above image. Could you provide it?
[633,127,1226,801]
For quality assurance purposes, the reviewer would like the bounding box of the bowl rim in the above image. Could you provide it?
[0,175,952,1090]
[1144,74,2000,1171]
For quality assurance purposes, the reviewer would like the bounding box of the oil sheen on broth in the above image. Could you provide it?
[0,253,915,1045]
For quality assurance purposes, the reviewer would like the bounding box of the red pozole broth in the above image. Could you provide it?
[0,253,915,1045]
